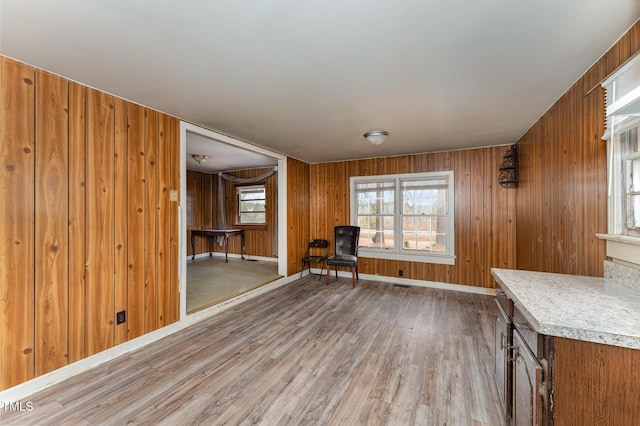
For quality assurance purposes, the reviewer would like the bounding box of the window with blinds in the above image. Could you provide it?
[602,53,640,238]
[350,171,455,264]
[237,185,266,225]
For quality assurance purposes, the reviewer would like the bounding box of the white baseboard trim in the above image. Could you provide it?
[0,274,298,403]
[314,268,496,296]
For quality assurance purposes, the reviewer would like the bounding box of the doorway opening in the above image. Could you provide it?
[179,122,287,316]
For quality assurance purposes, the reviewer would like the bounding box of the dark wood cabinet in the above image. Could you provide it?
[494,288,640,426]
[512,330,544,426]
[494,294,512,422]
[495,290,551,426]
[493,269,640,426]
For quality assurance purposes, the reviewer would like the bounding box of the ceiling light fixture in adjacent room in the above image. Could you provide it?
[363,130,389,145]
[192,154,209,164]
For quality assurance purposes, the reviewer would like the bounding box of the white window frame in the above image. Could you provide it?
[350,171,455,265]
[623,147,640,235]
[237,184,266,225]
[598,53,640,266]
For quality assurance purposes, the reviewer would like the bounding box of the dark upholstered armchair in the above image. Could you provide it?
[326,225,360,288]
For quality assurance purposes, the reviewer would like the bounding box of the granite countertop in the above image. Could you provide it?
[491,268,640,350]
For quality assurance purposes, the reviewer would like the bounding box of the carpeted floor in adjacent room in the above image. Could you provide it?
[187,256,282,313]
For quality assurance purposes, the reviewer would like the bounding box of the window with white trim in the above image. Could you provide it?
[350,171,455,265]
[622,132,640,236]
[602,54,640,238]
[237,185,266,225]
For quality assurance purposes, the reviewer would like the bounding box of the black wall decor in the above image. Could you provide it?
[498,145,518,188]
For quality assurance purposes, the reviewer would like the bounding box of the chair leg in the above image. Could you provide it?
[326,264,330,285]
[318,262,325,281]
[351,267,356,288]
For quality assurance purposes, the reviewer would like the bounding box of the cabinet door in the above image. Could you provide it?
[513,330,544,426]
[494,300,512,419]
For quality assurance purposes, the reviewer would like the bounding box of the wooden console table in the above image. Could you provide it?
[191,229,245,262]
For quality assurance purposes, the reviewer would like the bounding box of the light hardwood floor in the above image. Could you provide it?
[1,277,505,425]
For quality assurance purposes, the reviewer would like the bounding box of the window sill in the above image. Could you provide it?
[359,250,456,265]
[596,233,640,267]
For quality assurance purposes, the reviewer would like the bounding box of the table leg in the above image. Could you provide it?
[191,231,196,260]
[224,235,229,262]
[241,231,245,260]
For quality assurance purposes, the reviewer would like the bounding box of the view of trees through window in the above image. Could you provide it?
[354,176,450,254]
[621,127,640,236]
[238,185,266,224]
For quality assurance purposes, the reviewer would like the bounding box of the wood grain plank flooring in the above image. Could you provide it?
[1,277,505,425]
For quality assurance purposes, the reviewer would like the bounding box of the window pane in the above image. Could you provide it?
[356,183,395,215]
[630,157,640,192]
[401,177,449,252]
[401,178,448,216]
[355,181,395,190]
[402,179,448,189]
[238,186,266,224]
[402,216,447,252]
[240,212,265,223]
[403,188,447,215]
[351,172,454,261]
[240,200,266,213]
[357,215,394,249]
[240,190,265,201]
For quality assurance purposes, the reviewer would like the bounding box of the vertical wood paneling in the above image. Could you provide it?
[631,21,640,54]
[309,146,514,289]
[68,82,86,363]
[156,113,171,327]
[186,170,213,256]
[144,109,157,333]
[114,98,128,345]
[84,88,115,356]
[286,158,310,276]
[0,56,36,389]
[515,20,640,277]
[223,168,277,257]
[453,149,472,286]
[127,103,146,339]
[187,167,278,259]
[1,54,180,391]
[470,149,486,286]
[34,70,69,375]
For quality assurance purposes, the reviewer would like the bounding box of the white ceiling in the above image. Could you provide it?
[2,1,640,167]
[186,131,277,173]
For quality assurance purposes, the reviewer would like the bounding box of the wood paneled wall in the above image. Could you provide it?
[186,170,215,255]
[553,337,640,425]
[309,147,516,288]
[0,56,180,391]
[186,167,278,258]
[515,21,640,277]
[286,158,311,276]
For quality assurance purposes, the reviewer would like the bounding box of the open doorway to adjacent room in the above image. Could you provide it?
[179,122,287,315]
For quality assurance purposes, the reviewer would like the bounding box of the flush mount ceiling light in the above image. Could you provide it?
[191,154,209,164]
[363,130,389,145]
